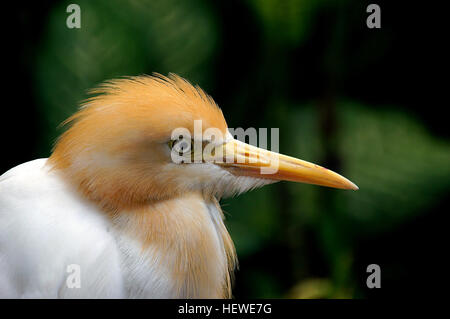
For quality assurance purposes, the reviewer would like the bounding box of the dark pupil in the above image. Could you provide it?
[180,142,188,150]
[174,139,192,156]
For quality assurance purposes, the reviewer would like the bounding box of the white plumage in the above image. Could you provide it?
[0,159,123,297]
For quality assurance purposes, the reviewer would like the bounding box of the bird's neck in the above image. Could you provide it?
[111,192,236,298]
[47,157,237,297]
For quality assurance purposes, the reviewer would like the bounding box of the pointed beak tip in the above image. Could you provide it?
[348,181,359,191]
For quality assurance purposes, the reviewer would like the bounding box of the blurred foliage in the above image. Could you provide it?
[29,0,448,298]
[248,0,320,46]
[35,0,218,153]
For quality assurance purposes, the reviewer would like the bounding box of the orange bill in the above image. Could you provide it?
[213,139,358,190]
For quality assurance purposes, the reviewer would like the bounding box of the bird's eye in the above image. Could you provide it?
[167,138,212,163]
[168,138,194,157]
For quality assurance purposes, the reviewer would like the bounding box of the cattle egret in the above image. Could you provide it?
[0,74,357,298]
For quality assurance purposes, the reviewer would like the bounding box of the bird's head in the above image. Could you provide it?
[49,74,357,211]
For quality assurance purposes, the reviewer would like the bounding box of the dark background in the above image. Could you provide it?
[2,0,448,298]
